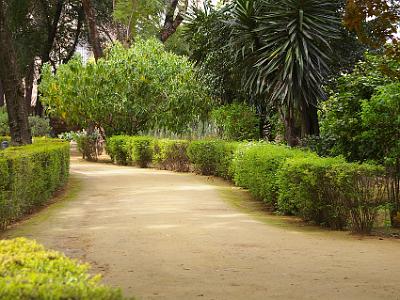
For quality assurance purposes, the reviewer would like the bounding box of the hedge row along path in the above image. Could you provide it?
[2,153,400,299]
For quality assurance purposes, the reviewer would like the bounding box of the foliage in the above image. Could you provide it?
[106,136,153,168]
[344,0,400,53]
[231,142,309,207]
[106,136,130,165]
[0,108,7,136]
[320,53,398,161]
[187,140,238,178]
[28,115,52,137]
[0,238,124,299]
[361,83,400,226]
[0,108,51,137]
[211,103,259,141]
[153,139,190,172]
[113,0,163,41]
[40,38,212,136]
[361,83,400,162]
[0,139,69,229]
[72,130,103,161]
[125,136,154,168]
[277,156,386,232]
[183,3,243,104]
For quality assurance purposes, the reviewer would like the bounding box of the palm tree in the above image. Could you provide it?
[227,0,339,145]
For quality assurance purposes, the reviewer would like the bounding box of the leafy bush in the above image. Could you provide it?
[0,108,52,137]
[277,156,349,229]
[153,139,190,172]
[0,238,123,299]
[361,83,400,227]
[0,139,70,229]
[125,136,154,168]
[320,53,398,162]
[40,39,212,136]
[72,130,103,161]
[231,142,309,207]
[277,157,386,232]
[28,115,52,137]
[106,136,153,168]
[187,140,238,178]
[211,103,260,141]
[106,135,130,165]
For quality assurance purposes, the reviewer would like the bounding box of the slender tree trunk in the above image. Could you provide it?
[82,0,103,60]
[0,1,31,145]
[282,108,299,147]
[0,81,4,107]
[24,63,35,113]
[160,0,188,43]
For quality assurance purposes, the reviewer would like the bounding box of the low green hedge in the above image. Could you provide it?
[0,139,70,229]
[153,139,190,172]
[187,140,238,178]
[0,238,124,299]
[107,136,388,233]
[106,136,153,167]
[231,143,310,207]
[277,157,385,231]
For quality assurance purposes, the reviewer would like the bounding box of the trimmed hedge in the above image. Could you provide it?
[153,139,190,172]
[107,136,388,233]
[0,238,124,299]
[187,140,238,178]
[106,136,153,167]
[231,143,310,207]
[0,139,70,229]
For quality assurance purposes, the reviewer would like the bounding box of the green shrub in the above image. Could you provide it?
[277,156,386,232]
[125,136,154,168]
[211,103,260,141]
[0,108,52,137]
[0,108,8,136]
[73,130,102,161]
[0,139,70,229]
[277,156,349,229]
[106,136,153,168]
[153,139,190,172]
[106,135,130,165]
[0,238,124,300]
[231,142,309,207]
[187,140,238,177]
[28,115,52,137]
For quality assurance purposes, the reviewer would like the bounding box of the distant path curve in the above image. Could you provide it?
[3,155,400,300]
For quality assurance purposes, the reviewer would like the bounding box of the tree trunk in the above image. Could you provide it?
[82,0,103,60]
[301,104,320,137]
[0,81,4,107]
[0,1,31,145]
[24,63,35,113]
[282,108,299,147]
[160,0,188,43]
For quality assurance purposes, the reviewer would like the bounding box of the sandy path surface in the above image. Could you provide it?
[3,156,400,300]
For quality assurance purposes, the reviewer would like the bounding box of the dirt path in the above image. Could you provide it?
[3,156,400,300]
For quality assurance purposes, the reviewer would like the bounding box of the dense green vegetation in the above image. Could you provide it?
[106,136,388,234]
[40,39,211,137]
[0,139,69,229]
[0,238,124,300]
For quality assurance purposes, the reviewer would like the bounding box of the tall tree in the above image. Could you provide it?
[0,1,31,145]
[160,0,188,42]
[82,0,103,60]
[226,0,339,145]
